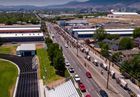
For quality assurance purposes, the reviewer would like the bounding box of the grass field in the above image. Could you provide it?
[0,60,18,97]
[0,45,17,54]
[37,48,62,84]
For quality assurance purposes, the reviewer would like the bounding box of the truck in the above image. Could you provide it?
[110,70,115,79]
[118,78,128,89]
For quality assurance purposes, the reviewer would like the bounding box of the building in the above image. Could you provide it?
[0,25,44,42]
[72,28,134,39]
[107,10,139,18]
[45,80,80,97]
[16,44,36,57]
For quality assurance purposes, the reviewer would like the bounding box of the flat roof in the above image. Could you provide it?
[112,12,138,15]
[17,44,36,51]
[76,31,133,35]
[72,28,134,32]
[0,33,44,38]
[0,25,41,32]
[45,80,80,97]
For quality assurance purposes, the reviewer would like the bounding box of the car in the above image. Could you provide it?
[65,61,70,67]
[69,68,74,73]
[99,90,108,97]
[86,72,92,78]
[65,43,68,48]
[93,59,98,66]
[74,74,80,82]
[78,82,86,92]
[85,94,91,97]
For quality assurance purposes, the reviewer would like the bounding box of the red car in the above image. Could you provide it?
[78,82,86,92]
[86,72,92,78]
[85,94,91,97]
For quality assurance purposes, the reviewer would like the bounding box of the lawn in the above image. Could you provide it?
[37,48,62,84]
[0,60,18,97]
[0,45,17,54]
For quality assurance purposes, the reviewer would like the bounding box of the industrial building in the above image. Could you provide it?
[16,44,36,57]
[107,10,139,18]
[0,25,44,42]
[71,28,134,39]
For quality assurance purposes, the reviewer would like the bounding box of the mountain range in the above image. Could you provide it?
[0,0,140,10]
[48,0,140,9]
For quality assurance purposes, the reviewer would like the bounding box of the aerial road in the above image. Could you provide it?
[47,23,131,97]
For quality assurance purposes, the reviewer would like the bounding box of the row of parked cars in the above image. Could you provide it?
[65,59,93,97]
[65,59,109,97]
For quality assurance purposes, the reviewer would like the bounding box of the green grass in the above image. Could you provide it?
[37,48,62,84]
[0,60,18,97]
[0,46,16,54]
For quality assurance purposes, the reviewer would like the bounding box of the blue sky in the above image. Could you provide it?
[0,0,88,6]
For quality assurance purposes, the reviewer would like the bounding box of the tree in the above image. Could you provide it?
[133,27,140,38]
[94,28,107,41]
[100,43,109,57]
[107,34,119,40]
[54,51,66,76]
[111,52,122,62]
[119,37,133,50]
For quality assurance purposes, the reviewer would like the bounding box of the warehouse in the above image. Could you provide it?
[72,28,134,39]
[16,44,36,57]
[0,25,44,42]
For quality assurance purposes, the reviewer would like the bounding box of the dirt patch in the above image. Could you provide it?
[36,43,44,49]
[47,78,66,88]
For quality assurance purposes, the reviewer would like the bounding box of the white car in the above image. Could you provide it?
[65,44,68,48]
[74,74,80,82]
[65,62,70,67]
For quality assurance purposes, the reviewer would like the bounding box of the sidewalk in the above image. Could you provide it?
[87,45,140,95]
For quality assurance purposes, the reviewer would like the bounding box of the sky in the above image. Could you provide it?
[0,0,88,6]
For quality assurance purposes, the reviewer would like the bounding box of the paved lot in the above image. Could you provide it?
[0,54,39,97]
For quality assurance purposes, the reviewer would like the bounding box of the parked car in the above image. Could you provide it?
[69,68,74,73]
[78,82,86,92]
[93,59,98,66]
[65,61,70,67]
[85,55,91,61]
[99,90,108,97]
[86,72,92,78]
[65,43,68,48]
[74,74,80,82]
[85,94,91,97]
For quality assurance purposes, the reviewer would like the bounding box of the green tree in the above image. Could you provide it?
[133,27,140,38]
[94,28,107,41]
[111,52,122,62]
[107,34,119,40]
[100,43,109,57]
[119,37,133,50]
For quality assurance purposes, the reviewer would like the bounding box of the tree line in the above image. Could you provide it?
[45,37,66,76]
[0,12,40,25]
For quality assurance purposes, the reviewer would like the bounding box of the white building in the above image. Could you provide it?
[72,28,134,39]
[45,80,80,97]
[16,44,36,57]
[107,11,139,18]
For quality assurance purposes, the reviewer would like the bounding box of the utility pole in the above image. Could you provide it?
[77,37,79,57]
[107,61,111,89]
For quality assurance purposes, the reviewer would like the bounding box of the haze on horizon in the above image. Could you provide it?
[0,0,88,6]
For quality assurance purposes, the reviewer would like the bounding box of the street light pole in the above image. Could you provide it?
[107,61,111,89]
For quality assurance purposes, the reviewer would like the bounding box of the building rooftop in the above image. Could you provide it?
[17,44,36,51]
[45,80,80,97]
[0,33,43,38]
[112,12,138,15]
[0,25,41,32]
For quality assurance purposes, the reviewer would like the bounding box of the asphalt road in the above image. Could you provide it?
[47,23,131,97]
[48,24,102,97]
[0,54,39,97]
